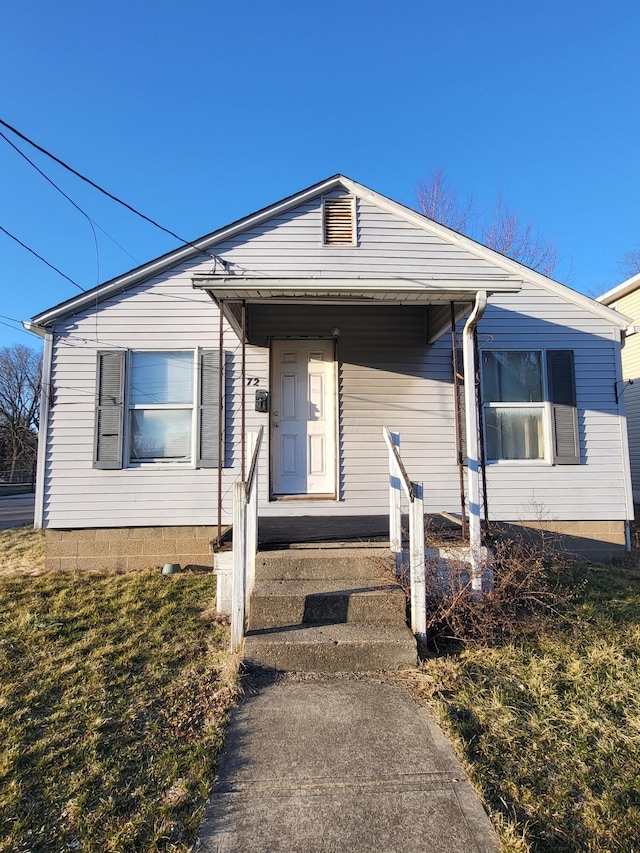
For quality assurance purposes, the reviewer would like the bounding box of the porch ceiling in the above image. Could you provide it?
[192,275,521,306]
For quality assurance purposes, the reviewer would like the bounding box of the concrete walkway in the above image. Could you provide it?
[197,678,499,853]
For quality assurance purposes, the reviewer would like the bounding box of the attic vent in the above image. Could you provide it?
[323,197,356,246]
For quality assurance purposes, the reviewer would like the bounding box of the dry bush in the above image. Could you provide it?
[423,534,573,650]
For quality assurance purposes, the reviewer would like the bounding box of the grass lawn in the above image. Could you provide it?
[3,526,640,852]
[417,557,640,852]
[0,528,239,853]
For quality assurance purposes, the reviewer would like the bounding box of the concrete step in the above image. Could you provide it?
[244,624,417,673]
[255,547,394,581]
[247,579,408,631]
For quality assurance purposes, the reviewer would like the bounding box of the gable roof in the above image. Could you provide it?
[28,174,629,329]
[598,271,640,306]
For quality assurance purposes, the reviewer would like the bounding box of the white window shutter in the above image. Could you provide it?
[198,349,223,468]
[94,351,125,469]
[547,350,579,465]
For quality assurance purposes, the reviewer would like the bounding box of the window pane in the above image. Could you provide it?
[483,351,543,402]
[130,410,192,461]
[131,352,193,404]
[485,407,544,460]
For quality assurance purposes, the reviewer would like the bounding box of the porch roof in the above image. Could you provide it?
[192,275,521,305]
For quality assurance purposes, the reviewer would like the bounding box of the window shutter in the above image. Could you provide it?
[198,348,223,468]
[94,351,125,469]
[547,350,579,464]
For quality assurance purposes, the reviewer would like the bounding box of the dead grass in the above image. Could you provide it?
[0,560,239,852]
[0,527,45,576]
[417,557,640,852]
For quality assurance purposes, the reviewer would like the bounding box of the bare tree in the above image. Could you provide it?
[0,344,42,483]
[416,166,476,234]
[416,169,559,278]
[621,244,640,278]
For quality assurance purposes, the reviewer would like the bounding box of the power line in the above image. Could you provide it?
[0,117,226,270]
[0,225,84,291]
[0,129,138,269]
[0,319,35,338]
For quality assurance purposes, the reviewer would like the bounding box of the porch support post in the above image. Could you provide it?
[462,290,488,592]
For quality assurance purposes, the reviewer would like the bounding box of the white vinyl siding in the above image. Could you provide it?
[477,281,628,520]
[41,194,631,528]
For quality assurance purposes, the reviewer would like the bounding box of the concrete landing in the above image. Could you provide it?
[197,679,499,853]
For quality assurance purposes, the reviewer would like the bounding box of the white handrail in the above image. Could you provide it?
[231,427,264,652]
[383,427,426,641]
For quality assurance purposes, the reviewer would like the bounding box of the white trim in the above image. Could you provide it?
[126,348,198,467]
[598,271,640,307]
[612,327,635,522]
[193,276,521,306]
[337,177,630,329]
[29,174,628,332]
[480,348,551,464]
[30,176,349,327]
[34,330,53,529]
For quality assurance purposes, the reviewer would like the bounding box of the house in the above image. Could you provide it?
[26,175,633,580]
[598,272,640,503]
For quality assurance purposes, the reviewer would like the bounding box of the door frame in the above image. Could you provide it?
[268,337,339,501]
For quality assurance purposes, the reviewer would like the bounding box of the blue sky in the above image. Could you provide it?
[1,0,640,349]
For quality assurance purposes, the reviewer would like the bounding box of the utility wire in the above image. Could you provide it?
[1,129,138,267]
[0,117,225,269]
[0,225,84,291]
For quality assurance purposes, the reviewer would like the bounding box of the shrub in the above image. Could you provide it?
[421,534,573,650]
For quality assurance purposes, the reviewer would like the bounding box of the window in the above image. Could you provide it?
[482,351,545,461]
[94,349,222,469]
[481,350,579,464]
[129,351,194,462]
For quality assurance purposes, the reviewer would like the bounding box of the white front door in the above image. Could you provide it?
[271,339,337,496]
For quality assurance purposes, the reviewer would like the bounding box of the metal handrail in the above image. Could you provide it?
[231,428,263,652]
[383,426,414,501]
[383,426,426,641]
[246,426,264,497]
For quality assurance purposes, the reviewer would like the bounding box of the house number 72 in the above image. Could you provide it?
[246,377,260,386]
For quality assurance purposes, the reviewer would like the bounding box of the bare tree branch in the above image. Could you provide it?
[0,344,41,483]
[416,166,476,234]
[416,169,559,278]
[621,244,640,278]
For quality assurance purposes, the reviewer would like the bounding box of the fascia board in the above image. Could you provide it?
[30,171,628,332]
[30,175,349,328]
[597,272,640,306]
[341,177,631,329]
[192,276,521,293]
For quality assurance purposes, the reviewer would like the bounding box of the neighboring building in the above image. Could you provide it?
[26,175,633,568]
[599,272,640,503]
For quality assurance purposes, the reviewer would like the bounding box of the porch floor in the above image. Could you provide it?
[256,514,465,550]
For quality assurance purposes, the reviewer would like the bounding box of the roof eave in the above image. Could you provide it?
[29,174,352,328]
[597,271,640,307]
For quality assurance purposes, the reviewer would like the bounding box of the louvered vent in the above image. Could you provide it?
[323,197,356,245]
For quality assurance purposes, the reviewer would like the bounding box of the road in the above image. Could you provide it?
[0,493,36,530]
